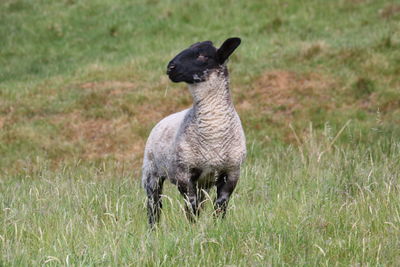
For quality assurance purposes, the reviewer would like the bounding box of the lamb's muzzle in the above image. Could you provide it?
[142,37,246,228]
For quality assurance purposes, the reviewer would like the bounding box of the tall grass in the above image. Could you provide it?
[1,128,399,266]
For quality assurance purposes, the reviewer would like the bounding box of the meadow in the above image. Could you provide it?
[1,0,400,265]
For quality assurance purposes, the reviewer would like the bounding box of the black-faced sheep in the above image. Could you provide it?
[142,37,246,227]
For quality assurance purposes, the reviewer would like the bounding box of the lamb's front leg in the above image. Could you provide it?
[214,168,240,218]
[176,167,202,222]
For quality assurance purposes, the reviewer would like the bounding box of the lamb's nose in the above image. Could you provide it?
[167,64,176,75]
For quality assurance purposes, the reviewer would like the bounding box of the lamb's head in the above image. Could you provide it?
[167,37,241,84]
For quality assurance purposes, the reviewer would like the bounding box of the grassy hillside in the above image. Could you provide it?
[1,0,400,265]
[1,0,399,170]
[2,138,400,266]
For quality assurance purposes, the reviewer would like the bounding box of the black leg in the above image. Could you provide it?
[214,169,240,218]
[145,175,165,228]
[177,168,202,222]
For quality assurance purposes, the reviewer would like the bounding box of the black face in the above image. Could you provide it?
[167,38,241,84]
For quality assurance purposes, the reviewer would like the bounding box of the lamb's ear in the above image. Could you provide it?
[217,37,241,64]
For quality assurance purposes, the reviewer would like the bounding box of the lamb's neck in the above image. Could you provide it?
[188,72,238,135]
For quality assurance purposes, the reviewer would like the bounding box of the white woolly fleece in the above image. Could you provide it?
[142,70,246,187]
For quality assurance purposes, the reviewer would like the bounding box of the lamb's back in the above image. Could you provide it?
[142,109,189,176]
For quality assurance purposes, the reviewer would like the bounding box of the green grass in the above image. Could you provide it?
[1,132,400,265]
[1,0,400,265]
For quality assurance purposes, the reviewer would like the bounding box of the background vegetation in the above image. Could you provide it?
[1,0,399,265]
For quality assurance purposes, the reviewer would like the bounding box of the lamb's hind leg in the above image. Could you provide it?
[144,173,165,228]
[214,168,240,218]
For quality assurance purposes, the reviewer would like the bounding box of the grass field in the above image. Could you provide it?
[1,0,400,265]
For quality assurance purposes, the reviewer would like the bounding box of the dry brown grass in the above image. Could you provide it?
[238,71,336,121]
[50,112,144,165]
[44,79,191,166]
[0,116,5,129]
[64,71,397,161]
[4,69,395,169]
[69,72,335,162]
[237,70,338,142]
[300,41,330,60]
[379,3,400,19]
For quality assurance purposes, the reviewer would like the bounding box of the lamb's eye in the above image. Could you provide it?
[197,54,208,62]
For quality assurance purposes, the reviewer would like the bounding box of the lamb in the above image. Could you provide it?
[142,37,246,227]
